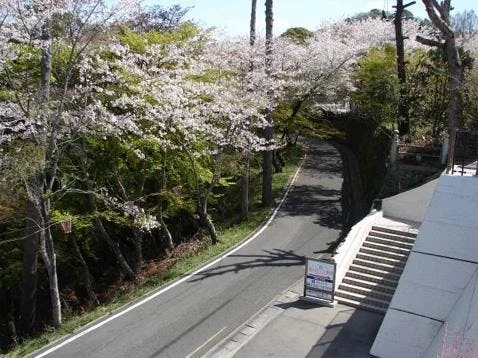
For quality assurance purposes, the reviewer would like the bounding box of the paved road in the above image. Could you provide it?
[35,141,344,358]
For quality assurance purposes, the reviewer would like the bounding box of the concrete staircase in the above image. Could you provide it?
[335,225,417,313]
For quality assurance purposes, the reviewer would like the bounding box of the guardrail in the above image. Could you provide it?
[451,129,478,176]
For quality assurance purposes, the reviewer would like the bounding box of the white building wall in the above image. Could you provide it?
[371,175,478,358]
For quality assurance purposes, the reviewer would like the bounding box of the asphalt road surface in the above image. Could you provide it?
[35,141,344,358]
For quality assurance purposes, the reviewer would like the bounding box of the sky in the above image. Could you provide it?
[148,0,477,37]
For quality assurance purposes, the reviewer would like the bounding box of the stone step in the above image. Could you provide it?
[353,258,404,274]
[342,277,397,295]
[346,270,399,287]
[356,252,406,268]
[372,225,417,239]
[369,230,416,245]
[359,246,410,261]
[335,289,390,309]
[366,235,414,250]
[338,282,394,301]
[335,296,387,314]
[362,241,411,256]
[349,264,402,281]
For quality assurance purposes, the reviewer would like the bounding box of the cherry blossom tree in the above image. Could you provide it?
[83,30,273,243]
[0,0,138,331]
[276,17,431,140]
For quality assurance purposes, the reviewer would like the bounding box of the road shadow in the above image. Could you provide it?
[187,249,305,282]
[306,308,384,358]
[278,183,342,231]
[301,148,343,175]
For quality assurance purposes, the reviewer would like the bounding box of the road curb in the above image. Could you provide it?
[201,279,303,358]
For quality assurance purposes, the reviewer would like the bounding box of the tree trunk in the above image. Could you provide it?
[20,199,40,335]
[200,177,218,244]
[445,36,464,169]
[185,146,218,244]
[262,126,273,205]
[132,229,143,274]
[250,0,257,46]
[79,141,136,281]
[71,234,99,306]
[262,0,274,206]
[240,152,250,220]
[241,0,256,218]
[158,149,174,251]
[394,0,414,135]
[198,204,218,244]
[86,188,136,280]
[282,99,304,145]
[276,149,285,167]
[38,16,62,329]
[158,213,174,251]
[92,213,136,281]
[38,201,61,327]
[272,150,283,173]
[6,290,18,346]
[419,0,464,171]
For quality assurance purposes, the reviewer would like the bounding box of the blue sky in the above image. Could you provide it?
[148,0,477,36]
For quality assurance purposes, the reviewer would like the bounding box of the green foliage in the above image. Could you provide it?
[0,244,22,290]
[273,100,342,142]
[117,22,200,53]
[0,40,81,93]
[351,42,477,142]
[405,48,448,139]
[0,44,41,87]
[347,9,389,21]
[351,44,399,130]
[281,27,314,45]
[463,67,478,128]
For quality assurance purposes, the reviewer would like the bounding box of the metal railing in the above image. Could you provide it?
[451,129,478,176]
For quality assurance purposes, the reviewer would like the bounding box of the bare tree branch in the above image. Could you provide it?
[416,34,445,48]
[423,0,454,36]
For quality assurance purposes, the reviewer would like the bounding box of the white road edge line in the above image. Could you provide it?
[34,155,306,358]
[186,326,227,358]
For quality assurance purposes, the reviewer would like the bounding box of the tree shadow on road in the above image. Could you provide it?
[187,249,305,282]
[301,145,343,175]
[278,184,342,231]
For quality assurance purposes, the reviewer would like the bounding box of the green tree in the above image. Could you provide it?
[351,45,399,130]
[281,27,313,45]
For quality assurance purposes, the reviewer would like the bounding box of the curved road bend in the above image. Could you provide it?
[36,141,344,358]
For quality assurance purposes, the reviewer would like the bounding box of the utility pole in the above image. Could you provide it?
[393,0,416,136]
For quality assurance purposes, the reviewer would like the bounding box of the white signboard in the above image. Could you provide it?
[303,257,336,304]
